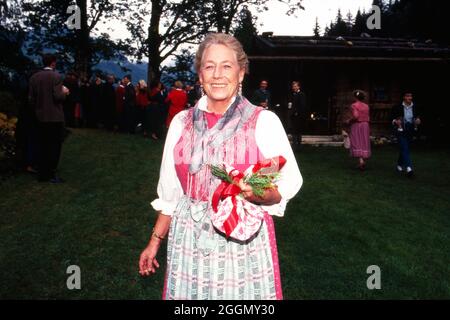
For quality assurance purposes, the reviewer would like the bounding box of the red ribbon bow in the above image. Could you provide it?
[211,156,286,238]
[211,169,243,237]
[251,155,287,174]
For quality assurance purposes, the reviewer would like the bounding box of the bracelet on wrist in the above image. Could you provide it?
[152,228,165,241]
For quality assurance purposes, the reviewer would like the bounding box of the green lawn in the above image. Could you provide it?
[0,128,449,299]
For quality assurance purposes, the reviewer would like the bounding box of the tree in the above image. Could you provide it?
[326,0,449,45]
[120,0,212,82]
[312,17,321,37]
[325,9,351,36]
[0,0,34,88]
[207,0,304,34]
[161,49,196,86]
[233,6,258,53]
[345,11,353,32]
[21,0,125,76]
[122,0,304,83]
[352,9,366,36]
[371,0,385,12]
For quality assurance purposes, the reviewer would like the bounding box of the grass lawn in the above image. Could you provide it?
[0,128,449,299]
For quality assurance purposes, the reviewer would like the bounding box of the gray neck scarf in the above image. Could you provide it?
[189,96,257,174]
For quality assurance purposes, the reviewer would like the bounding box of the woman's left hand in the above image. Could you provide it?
[238,179,281,206]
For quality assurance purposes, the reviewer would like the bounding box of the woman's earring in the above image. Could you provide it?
[238,83,242,96]
[200,85,205,96]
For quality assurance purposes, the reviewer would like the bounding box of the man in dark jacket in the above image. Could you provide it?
[391,91,421,178]
[122,74,136,134]
[102,74,116,130]
[251,79,271,109]
[287,81,307,150]
[88,74,103,128]
[28,53,69,183]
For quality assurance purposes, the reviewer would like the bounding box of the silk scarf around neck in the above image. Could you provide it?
[189,96,257,174]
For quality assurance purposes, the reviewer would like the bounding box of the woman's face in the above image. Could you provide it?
[199,44,245,104]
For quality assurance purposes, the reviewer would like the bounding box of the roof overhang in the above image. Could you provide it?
[248,56,449,62]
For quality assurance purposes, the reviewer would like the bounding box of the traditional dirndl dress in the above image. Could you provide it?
[161,105,283,300]
[163,196,282,299]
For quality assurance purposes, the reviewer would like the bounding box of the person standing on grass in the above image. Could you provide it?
[136,79,150,138]
[165,80,187,128]
[391,91,422,178]
[88,74,103,128]
[347,90,371,170]
[115,78,125,132]
[287,81,307,151]
[28,53,69,183]
[122,74,136,134]
[78,76,90,128]
[139,33,302,300]
[185,84,197,108]
[102,74,116,131]
[148,80,165,140]
[251,79,271,109]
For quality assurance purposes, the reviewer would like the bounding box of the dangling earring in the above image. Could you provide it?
[200,85,205,96]
[238,83,242,96]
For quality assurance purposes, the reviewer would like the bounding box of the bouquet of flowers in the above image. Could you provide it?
[209,156,286,240]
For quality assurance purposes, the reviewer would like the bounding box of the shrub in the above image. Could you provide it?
[0,112,18,179]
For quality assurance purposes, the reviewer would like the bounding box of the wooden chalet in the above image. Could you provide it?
[246,34,450,136]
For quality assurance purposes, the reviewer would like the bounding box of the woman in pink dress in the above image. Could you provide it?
[349,90,371,170]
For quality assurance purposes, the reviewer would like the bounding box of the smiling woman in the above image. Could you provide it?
[195,37,247,113]
[199,45,244,112]
[138,33,303,300]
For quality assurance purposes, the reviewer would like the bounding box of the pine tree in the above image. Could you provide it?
[345,11,353,31]
[326,0,449,44]
[313,17,321,37]
[233,6,258,53]
[324,22,335,36]
[333,9,350,36]
[352,9,366,36]
[372,0,385,11]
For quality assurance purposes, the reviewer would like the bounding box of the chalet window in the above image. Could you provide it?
[372,86,389,102]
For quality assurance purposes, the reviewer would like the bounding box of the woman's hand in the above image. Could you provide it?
[139,239,161,276]
[139,212,171,276]
[238,179,281,206]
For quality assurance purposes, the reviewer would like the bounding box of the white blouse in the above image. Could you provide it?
[151,96,303,217]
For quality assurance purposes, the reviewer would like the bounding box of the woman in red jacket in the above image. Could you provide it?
[165,80,187,128]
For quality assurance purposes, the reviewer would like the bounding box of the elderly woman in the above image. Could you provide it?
[139,33,302,300]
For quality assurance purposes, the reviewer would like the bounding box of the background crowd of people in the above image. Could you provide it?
[60,72,203,139]
[22,53,205,182]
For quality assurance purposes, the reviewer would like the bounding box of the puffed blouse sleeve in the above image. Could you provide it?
[255,110,303,217]
[150,111,186,216]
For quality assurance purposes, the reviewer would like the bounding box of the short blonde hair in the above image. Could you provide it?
[195,33,249,74]
[138,79,147,88]
[174,80,183,89]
